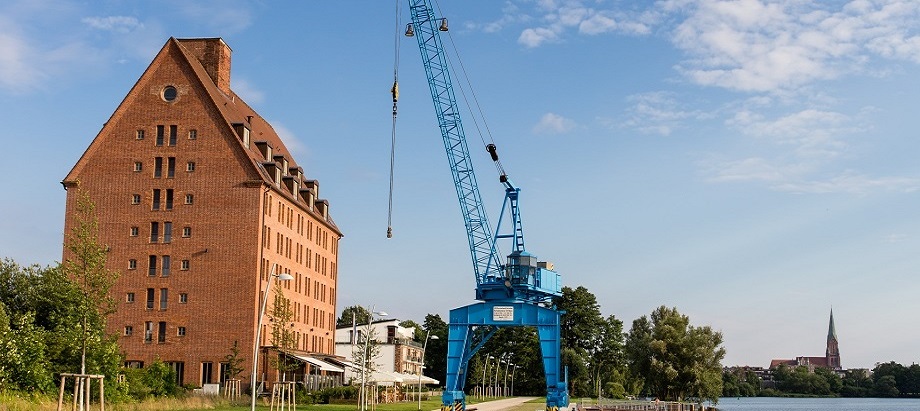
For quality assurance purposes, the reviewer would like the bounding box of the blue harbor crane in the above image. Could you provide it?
[400,1,569,410]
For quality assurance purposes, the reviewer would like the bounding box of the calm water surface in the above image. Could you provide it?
[713,397,920,411]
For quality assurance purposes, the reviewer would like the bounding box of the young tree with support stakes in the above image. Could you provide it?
[60,188,121,405]
[269,280,297,381]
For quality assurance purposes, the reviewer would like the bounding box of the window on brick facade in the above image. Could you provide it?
[162,256,171,277]
[144,321,153,343]
[169,125,177,146]
[134,161,143,172]
[146,288,154,310]
[162,86,177,102]
[163,222,172,243]
[179,293,188,304]
[181,260,189,270]
[165,189,173,210]
[154,157,162,178]
[160,288,168,310]
[124,326,133,336]
[185,194,194,205]
[167,157,175,178]
[187,161,196,172]
[156,125,164,146]
[158,322,166,343]
[177,326,186,337]
[152,189,161,210]
[126,292,135,303]
[136,129,145,140]
[128,259,137,270]
[130,226,139,237]
[150,222,159,243]
[182,227,191,237]
[201,362,213,385]
[132,194,141,205]
[188,129,197,140]
[148,255,157,276]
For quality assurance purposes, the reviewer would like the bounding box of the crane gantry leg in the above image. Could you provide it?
[441,302,569,411]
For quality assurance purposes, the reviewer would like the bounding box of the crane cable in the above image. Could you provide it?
[434,0,507,179]
[387,0,402,239]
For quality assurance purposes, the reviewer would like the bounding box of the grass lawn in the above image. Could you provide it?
[0,394,543,411]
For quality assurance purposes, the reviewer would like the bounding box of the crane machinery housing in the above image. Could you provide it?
[402,1,569,410]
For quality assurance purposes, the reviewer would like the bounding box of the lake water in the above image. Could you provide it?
[713,397,920,411]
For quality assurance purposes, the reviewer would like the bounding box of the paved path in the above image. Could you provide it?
[468,397,541,411]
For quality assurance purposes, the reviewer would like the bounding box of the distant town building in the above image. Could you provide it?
[334,319,439,386]
[769,309,841,372]
[62,37,342,388]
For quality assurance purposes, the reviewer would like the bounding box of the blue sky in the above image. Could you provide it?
[3,0,920,370]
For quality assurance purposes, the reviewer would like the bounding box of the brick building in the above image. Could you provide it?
[62,37,342,387]
[769,309,842,372]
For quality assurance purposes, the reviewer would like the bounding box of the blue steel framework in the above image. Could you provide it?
[405,1,569,410]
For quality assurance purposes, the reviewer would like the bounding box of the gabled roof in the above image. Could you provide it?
[63,37,339,235]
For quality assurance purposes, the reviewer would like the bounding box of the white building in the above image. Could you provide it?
[334,319,438,386]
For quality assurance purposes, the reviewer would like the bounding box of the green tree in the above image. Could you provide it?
[841,368,873,397]
[269,280,297,380]
[61,189,120,376]
[624,306,724,403]
[223,340,246,381]
[400,319,425,342]
[422,314,448,385]
[0,310,54,392]
[338,305,371,329]
[873,362,907,397]
[557,286,626,398]
[721,367,761,397]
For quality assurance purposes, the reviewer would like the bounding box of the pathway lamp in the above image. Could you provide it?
[250,264,293,411]
[418,332,439,411]
[360,308,388,411]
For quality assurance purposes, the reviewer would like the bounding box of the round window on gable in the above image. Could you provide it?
[162,86,178,102]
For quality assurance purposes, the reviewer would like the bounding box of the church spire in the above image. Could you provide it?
[826,308,841,369]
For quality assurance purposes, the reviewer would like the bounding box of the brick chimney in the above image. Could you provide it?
[177,38,232,94]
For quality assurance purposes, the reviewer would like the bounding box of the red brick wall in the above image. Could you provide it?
[62,38,340,387]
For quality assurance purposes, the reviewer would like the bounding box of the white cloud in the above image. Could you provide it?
[232,77,265,105]
[621,91,710,136]
[0,30,41,93]
[533,112,576,134]
[81,16,143,33]
[516,0,650,48]
[727,108,855,159]
[174,1,252,34]
[519,27,559,48]
[703,156,799,183]
[667,0,920,92]
[772,172,920,194]
[271,121,309,161]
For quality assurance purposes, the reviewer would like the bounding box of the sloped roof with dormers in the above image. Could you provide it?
[63,37,339,235]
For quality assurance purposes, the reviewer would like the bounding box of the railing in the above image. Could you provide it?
[296,373,343,392]
[577,399,716,411]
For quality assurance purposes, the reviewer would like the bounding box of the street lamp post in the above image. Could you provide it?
[494,356,501,397]
[510,365,517,397]
[418,331,439,411]
[359,308,388,411]
[503,357,511,396]
[481,355,492,398]
[250,264,293,411]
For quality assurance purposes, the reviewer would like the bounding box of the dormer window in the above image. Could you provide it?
[232,124,250,148]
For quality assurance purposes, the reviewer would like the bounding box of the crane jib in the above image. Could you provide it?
[405,1,569,410]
